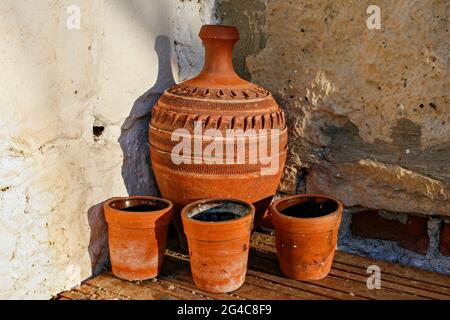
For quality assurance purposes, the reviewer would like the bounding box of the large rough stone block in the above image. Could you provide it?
[219,0,450,216]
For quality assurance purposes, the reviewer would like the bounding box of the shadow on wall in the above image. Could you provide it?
[119,34,175,196]
[87,35,176,275]
[87,201,110,275]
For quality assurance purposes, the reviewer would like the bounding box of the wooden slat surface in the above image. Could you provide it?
[252,232,450,289]
[247,252,422,300]
[56,232,450,300]
[250,232,450,299]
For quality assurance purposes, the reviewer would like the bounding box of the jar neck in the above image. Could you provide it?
[201,39,236,78]
[187,27,248,87]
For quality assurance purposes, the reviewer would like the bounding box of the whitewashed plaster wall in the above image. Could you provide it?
[0,0,217,299]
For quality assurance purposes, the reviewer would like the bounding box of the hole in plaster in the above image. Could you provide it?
[74,90,78,94]
[419,103,424,108]
[93,126,105,140]
[429,102,437,110]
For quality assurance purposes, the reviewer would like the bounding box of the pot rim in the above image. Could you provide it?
[199,24,239,41]
[181,198,255,226]
[104,195,174,216]
[271,194,343,223]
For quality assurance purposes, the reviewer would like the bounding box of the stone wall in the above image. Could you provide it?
[0,0,217,299]
[218,0,450,272]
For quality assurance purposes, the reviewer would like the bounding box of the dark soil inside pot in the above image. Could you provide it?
[119,204,162,212]
[192,211,240,221]
[114,200,169,212]
[281,199,338,218]
[190,201,249,222]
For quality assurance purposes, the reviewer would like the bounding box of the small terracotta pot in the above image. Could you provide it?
[271,194,343,280]
[104,196,173,281]
[182,198,254,293]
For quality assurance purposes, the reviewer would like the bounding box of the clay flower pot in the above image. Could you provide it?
[104,196,173,281]
[271,194,343,280]
[149,25,287,246]
[181,198,255,293]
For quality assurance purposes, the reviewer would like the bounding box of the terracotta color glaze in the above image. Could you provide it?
[271,194,343,280]
[182,199,254,293]
[104,196,173,281]
[149,25,287,243]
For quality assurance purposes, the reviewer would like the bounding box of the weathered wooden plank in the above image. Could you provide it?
[166,248,364,300]
[158,272,247,300]
[246,268,365,300]
[308,274,423,300]
[250,232,278,252]
[57,290,89,300]
[86,273,203,300]
[232,283,303,300]
[243,273,331,300]
[163,256,286,300]
[331,261,450,297]
[166,240,431,300]
[251,232,450,289]
[163,255,313,300]
[250,245,449,299]
[164,252,328,300]
[161,258,247,300]
[334,251,450,289]
[329,268,448,300]
[76,283,132,300]
[248,251,424,300]
[56,231,450,300]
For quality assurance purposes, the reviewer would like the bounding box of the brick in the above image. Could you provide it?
[351,210,429,254]
[439,222,450,257]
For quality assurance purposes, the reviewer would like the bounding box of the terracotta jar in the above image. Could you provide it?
[181,198,254,293]
[149,25,287,244]
[104,196,173,281]
[271,194,343,280]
